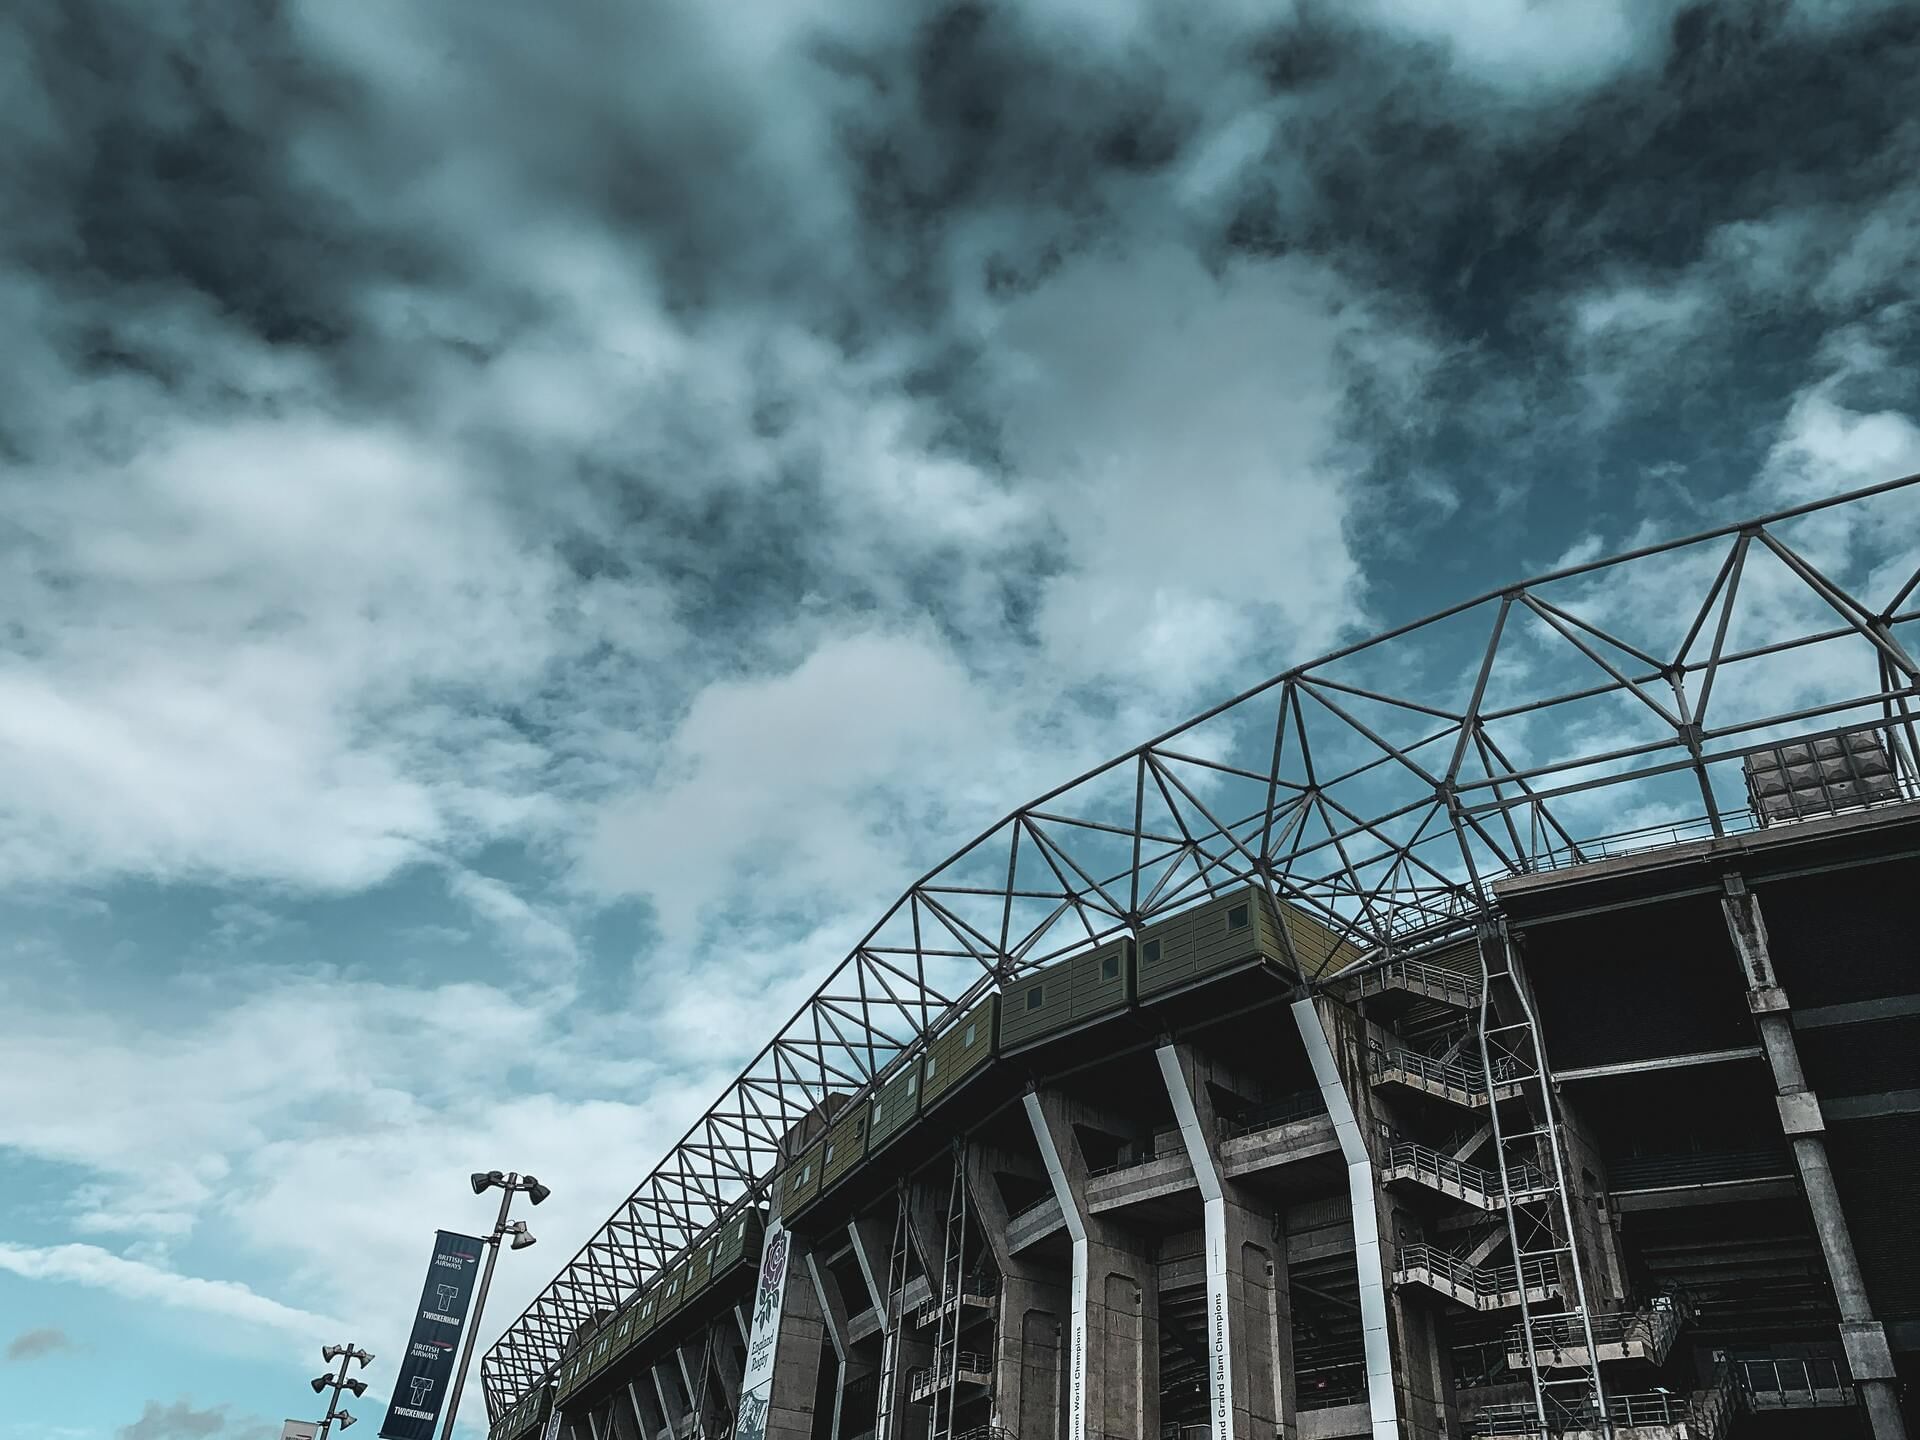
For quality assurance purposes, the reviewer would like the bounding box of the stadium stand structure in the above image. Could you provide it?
[484,475,1920,1440]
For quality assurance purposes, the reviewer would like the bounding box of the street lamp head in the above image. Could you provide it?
[310,1376,331,1394]
[470,1169,505,1195]
[322,1343,346,1362]
[336,1412,356,1430]
[522,1175,551,1206]
[342,1377,368,1398]
[351,1347,374,1367]
[510,1226,538,1251]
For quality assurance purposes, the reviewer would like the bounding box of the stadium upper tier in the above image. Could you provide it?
[481,472,1920,1414]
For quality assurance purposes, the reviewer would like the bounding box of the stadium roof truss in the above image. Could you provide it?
[482,473,1920,1414]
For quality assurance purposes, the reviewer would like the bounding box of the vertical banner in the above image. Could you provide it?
[1157,1045,1234,1440]
[733,1215,791,1440]
[380,1230,487,1439]
[1023,1092,1087,1440]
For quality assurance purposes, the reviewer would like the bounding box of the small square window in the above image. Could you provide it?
[906,1073,917,1095]
[824,1143,835,1164]
[1026,985,1045,1011]
[1101,953,1120,980]
[1227,903,1249,931]
[962,1023,976,1047]
[927,1053,940,1077]
[1143,938,1162,964]
[800,1163,811,1184]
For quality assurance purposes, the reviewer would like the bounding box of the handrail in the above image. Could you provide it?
[1341,957,1483,1006]
[1398,1244,1556,1300]
[1372,1044,1527,1096]
[1220,1088,1328,1138]
[1504,1291,1691,1361]
[1006,1193,1059,1228]
[1384,1140,1547,1200]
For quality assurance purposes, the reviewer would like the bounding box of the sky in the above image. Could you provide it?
[2,0,1918,1436]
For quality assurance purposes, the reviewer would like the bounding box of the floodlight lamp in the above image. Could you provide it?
[323,1343,346,1361]
[311,1376,331,1394]
[523,1175,551,1206]
[351,1347,374,1367]
[510,1227,538,1251]
[337,1412,356,1430]
[343,1377,368,1398]
[471,1169,504,1195]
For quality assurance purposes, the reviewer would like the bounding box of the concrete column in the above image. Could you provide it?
[1292,998,1399,1440]
[1157,1043,1295,1440]
[652,1363,689,1440]
[1721,875,1907,1440]
[808,1250,853,1440]
[1025,1087,1161,1440]
[675,1344,703,1438]
[964,1138,1068,1439]
[710,1322,745,1435]
[629,1379,667,1440]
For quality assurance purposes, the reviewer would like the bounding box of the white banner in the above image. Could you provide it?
[280,1424,319,1440]
[734,1214,792,1440]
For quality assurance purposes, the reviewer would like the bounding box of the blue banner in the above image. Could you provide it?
[379,1230,486,1439]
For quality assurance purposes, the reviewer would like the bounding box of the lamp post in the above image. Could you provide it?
[440,1170,549,1440]
[310,1343,374,1439]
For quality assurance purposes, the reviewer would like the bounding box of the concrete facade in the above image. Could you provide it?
[515,813,1920,1440]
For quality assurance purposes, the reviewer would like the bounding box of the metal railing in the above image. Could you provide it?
[1741,1356,1855,1408]
[1372,1044,1527,1097]
[908,1352,993,1397]
[1005,1193,1059,1229]
[1384,1140,1546,1202]
[1609,1147,1793,1191]
[1220,1088,1328,1138]
[1341,956,1483,1008]
[1472,1365,1740,1437]
[1397,1244,1557,1303]
[1504,1303,1683,1363]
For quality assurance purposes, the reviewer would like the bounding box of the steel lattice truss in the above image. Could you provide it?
[482,475,1920,1415]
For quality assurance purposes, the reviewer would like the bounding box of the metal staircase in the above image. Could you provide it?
[927,1146,967,1440]
[1393,1243,1560,1311]
[1382,1139,1550,1211]
[1502,1293,1691,1372]
[1477,923,1610,1440]
[874,1186,912,1440]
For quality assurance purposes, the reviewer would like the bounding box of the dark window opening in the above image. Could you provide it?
[1026,985,1045,1011]
[1227,903,1250,931]
[1143,938,1162,964]
[1101,953,1120,980]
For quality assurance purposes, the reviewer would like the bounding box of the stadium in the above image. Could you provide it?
[480,476,1920,1440]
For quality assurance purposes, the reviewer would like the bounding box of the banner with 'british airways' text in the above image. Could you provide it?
[379,1230,486,1439]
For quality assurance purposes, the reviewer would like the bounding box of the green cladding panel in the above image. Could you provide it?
[1136,886,1357,996]
[868,1058,922,1149]
[777,1140,824,1215]
[922,995,998,1108]
[712,1207,764,1273]
[998,939,1132,1051]
[820,1105,869,1190]
[490,1385,551,1440]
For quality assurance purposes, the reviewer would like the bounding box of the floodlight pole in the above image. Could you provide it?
[440,1177,523,1440]
[315,1345,355,1440]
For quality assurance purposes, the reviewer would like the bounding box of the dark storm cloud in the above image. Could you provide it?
[1,0,1915,897]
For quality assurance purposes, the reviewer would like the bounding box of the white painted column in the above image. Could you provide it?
[1023,1091,1088,1440]
[1156,1045,1234,1440]
[1291,998,1398,1440]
